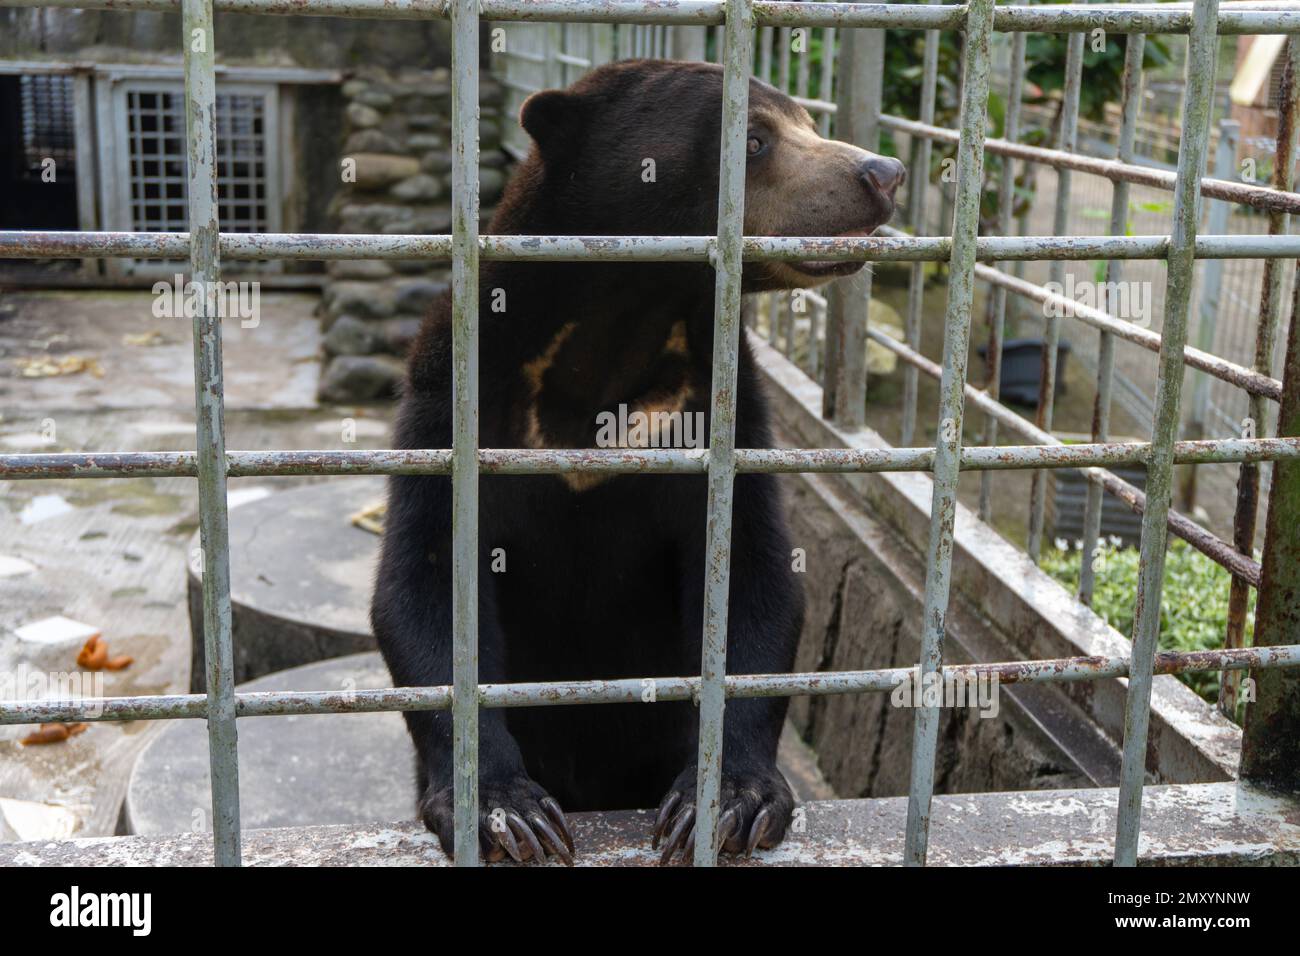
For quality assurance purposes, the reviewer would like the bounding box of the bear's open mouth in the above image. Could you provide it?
[788,227,878,279]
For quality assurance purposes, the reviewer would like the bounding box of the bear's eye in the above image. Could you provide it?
[746,135,766,157]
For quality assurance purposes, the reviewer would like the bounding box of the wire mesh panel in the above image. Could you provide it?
[0,0,1299,872]
[109,81,280,273]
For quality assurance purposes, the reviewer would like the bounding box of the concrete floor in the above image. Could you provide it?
[0,289,392,840]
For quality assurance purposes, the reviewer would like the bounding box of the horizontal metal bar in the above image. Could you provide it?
[1,0,1298,33]
[868,328,1264,586]
[5,644,1298,725]
[4,438,1300,481]
[883,115,1300,215]
[9,230,1300,263]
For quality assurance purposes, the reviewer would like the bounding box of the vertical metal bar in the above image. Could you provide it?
[592,23,616,67]
[1222,38,1299,718]
[1186,119,1239,505]
[818,28,835,137]
[902,0,993,868]
[778,27,791,91]
[760,26,773,81]
[545,23,564,89]
[183,0,240,867]
[450,0,481,868]
[1114,0,1220,869]
[809,297,822,381]
[1241,214,1300,791]
[977,31,1026,520]
[795,26,810,99]
[673,25,706,63]
[1027,31,1085,562]
[902,2,945,448]
[782,294,795,358]
[1079,33,1146,604]
[823,27,882,429]
[693,0,752,869]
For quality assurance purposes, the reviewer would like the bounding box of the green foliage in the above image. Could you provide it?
[1025,29,1172,123]
[1039,540,1255,704]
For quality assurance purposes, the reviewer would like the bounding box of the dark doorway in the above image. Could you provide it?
[0,74,82,278]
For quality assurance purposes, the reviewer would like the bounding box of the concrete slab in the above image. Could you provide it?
[0,290,321,411]
[125,653,414,836]
[187,479,385,692]
[12,782,1300,866]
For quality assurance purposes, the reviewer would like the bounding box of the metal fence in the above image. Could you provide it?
[2,0,1300,869]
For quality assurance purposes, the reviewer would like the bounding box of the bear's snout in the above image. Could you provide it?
[858,155,907,201]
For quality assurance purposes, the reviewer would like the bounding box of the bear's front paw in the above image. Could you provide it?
[420,774,575,865]
[652,763,794,865]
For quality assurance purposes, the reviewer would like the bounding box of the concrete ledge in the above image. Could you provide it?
[4,783,1297,866]
[752,333,1242,785]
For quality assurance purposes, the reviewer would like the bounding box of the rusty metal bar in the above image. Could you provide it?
[5,645,1299,726]
[1222,37,1300,720]
[971,264,1281,401]
[903,0,993,868]
[1241,209,1300,793]
[901,0,944,448]
[1184,119,1240,512]
[449,0,481,867]
[2,0,1300,34]
[977,29,1026,522]
[6,438,1300,482]
[181,0,241,868]
[1027,31,1084,563]
[13,229,1300,263]
[1114,0,1220,869]
[881,115,1300,216]
[692,0,753,868]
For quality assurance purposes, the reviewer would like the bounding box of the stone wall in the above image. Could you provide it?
[319,67,511,403]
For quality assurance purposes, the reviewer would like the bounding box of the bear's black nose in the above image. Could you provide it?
[859,156,907,198]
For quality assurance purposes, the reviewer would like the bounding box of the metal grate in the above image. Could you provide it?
[120,85,273,267]
[18,73,75,177]
[1,0,1299,871]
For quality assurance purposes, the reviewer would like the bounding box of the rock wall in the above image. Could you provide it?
[319,67,511,403]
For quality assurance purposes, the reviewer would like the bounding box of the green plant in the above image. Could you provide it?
[1039,539,1255,705]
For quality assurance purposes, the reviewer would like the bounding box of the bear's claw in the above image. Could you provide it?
[421,776,575,865]
[652,765,793,865]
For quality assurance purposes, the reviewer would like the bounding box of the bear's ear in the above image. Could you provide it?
[519,89,588,152]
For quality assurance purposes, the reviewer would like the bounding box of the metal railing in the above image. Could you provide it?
[2,0,1300,870]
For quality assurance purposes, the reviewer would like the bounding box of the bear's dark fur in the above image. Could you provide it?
[370,59,903,863]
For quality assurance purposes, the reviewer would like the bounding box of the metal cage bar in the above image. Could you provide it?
[692,0,753,869]
[449,0,482,867]
[902,0,994,867]
[181,0,242,868]
[1079,32,1146,606]
[976,29,1025,522]
[1026,31,1083,563]
[1114,0,1221,869]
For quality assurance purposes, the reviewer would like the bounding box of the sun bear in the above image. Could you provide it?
[370,59,905,864]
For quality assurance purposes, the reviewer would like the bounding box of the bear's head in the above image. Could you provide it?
[516,59,905,291]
